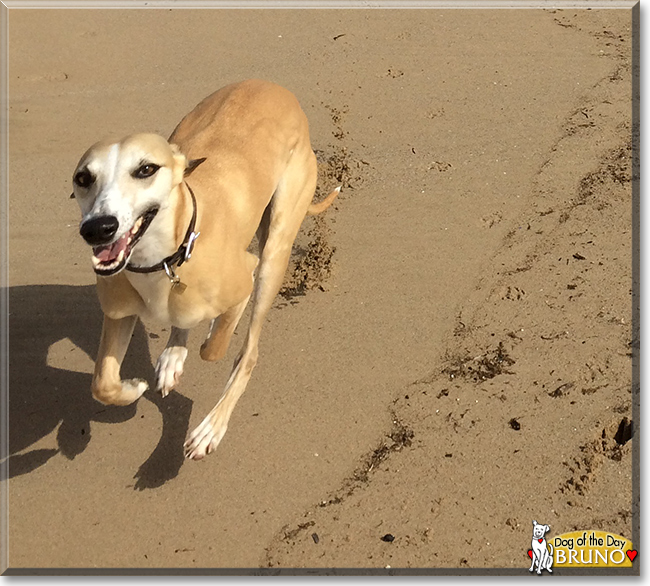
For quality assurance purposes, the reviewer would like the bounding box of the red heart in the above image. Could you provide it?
[627,550,637,562]
[527,550,533,559]
[538,538,543,543]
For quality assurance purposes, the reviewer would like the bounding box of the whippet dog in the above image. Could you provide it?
[71,80,339,460]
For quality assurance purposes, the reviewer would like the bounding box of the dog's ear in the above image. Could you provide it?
[544,525,550,533]
[169,143,188,186]
[169,145,206,184]
[70,192,75,199]
[532,520,537,525]
[184,157,206,177]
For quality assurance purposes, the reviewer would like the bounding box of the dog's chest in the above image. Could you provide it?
[127,275,173,322]
[126,273,207,328]
[532,538,546,550]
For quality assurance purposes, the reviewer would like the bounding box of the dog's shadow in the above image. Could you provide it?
[5,284,192,490]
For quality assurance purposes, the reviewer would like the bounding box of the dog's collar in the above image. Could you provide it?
[126,182,199,280]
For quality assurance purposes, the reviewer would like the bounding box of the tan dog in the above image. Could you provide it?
[71,80,339,460]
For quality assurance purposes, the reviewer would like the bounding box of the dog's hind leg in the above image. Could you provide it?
[92,314,148,406]
[200,253,257,362]
[196,201,271,363]
[155,326,190,397]
[545,552,553,573]
[184,153,318,460]
[200,293,251,362]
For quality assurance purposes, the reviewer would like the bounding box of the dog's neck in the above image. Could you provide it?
[128,181,194,269]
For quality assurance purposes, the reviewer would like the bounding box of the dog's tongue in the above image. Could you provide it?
[93,232,129,262]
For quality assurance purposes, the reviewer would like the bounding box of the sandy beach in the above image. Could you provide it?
[5,5,637,572]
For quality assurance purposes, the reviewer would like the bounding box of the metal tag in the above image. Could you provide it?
[163,261,186,293]
[172,281,187,294]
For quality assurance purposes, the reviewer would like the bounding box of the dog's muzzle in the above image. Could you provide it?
[82,208,159,276]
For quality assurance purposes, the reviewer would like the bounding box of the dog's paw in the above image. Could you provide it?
[123,378,149,400]
[184,410,228,460]
[93,378,148,406]
[155,346,188,397]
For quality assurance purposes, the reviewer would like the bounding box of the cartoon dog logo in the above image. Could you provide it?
[529,520,553,574]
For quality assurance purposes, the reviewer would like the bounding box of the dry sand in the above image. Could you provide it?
[5,6,637,573]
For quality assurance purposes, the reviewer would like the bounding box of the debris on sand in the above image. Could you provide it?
[442,342,515,382]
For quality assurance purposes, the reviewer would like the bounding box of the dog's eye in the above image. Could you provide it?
[133,163,161,179]
[74,169,94,189]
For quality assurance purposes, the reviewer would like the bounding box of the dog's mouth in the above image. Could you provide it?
[91,208,159,276]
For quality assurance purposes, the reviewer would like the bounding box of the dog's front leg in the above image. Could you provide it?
[155,327,189,397]
[535,552,544,574]
[538,549,550,574]
[539,548,548,574]
[529,549,537,572]
[92,314,148,406]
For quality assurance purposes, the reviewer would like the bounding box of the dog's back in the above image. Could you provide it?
[168,79,314,251]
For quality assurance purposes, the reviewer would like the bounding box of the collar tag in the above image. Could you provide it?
[163,261,187,293]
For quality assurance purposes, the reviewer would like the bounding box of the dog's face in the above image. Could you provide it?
[532,520,550,540]
[72,133,187,276]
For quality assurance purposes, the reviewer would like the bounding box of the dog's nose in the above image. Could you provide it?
[80,215,119,245]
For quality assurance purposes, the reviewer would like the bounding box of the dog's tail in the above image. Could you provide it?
[306,186,341,216]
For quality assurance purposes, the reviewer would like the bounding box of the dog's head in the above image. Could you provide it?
[532,520,550,540]
[71,133,204,276]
